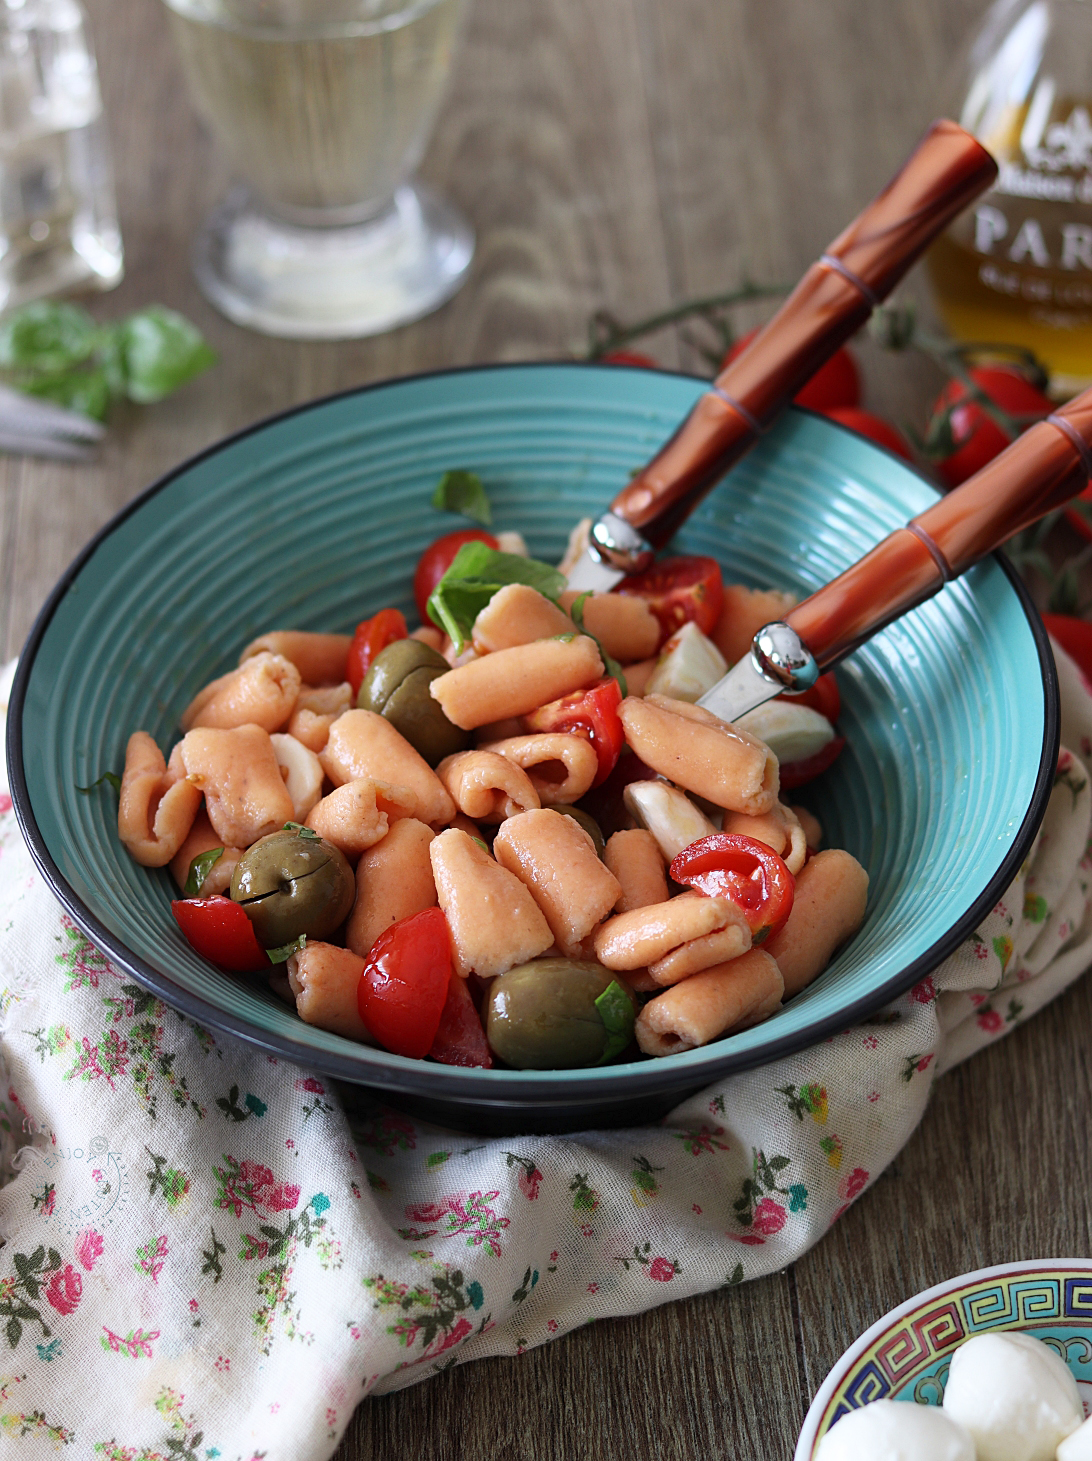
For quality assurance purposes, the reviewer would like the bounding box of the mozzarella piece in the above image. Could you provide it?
[622,779,717,862]
[1058,1414,1092,1460]
[646,622,728,703]
[815,1399,975,1460]
[942,1332,1083,1461]
[270,732,324,822]
[734,699,834,765]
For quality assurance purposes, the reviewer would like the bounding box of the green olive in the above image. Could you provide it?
[485,959,636,1069]
[358,639,470,766]
[554,805,606,857]
[230,828,355,948]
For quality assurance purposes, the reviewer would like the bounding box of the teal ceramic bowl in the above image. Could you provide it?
[8,365,1057,1133]
[795,1259,1092,1455]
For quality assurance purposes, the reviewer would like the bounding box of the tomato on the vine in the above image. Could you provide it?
[929,365,1052,489]
[346,607,407,699]
[721,328,860,412]
[357,906,453,1059]
[616,554,724,646]
[1042,613,1092,682]
[171,896,270,972]
[413,528,499,623]
[670,834,794,941]
[822,406,912,462]
[524,677,625,787]
[600,350,659,368]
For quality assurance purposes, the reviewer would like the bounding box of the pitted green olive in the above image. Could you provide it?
[555,805,606,857]
[230,828,355,948]
[485,958,636,1069]
[358,639,470,766]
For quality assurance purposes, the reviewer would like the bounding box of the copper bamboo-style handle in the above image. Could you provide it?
[609,119,997,550]
[786,391,1092,668]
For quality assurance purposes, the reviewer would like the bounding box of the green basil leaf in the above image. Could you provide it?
[75,771,121,794]
[266,934,306,964]
[119,306,217,404]
[284,822,319,839]
[567,592,628,697]
[426,543,566,653]
[594,979,635,1064]
[0,301,99,374]
[471,837,490,854]
[24,368,111,421]
[185,846,224,897]
[431,469,492,526]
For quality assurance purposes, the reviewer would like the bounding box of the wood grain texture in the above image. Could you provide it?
[8,1,1091,1457]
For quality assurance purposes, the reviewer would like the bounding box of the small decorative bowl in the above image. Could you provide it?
[8,364,1058,1133]
[795,1258,1092,1457]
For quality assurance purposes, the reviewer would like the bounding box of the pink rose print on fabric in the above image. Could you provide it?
[977,1008,1004,1034]
[648,1257,677,1282]
[504,1153,542,1199]
[429,1317,473,1356]
[214,1156,300,1218]
[751,1199,787,1237]
[76,1229,104,1272]
[831,1167,871,1225]
[295,1077,325,1094]
[910,976,937,1003]
[45,1264,82,1315]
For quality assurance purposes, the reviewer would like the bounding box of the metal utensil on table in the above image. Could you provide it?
[699,390,1092,722]
[0,385,105,462]
[565,117,998,594]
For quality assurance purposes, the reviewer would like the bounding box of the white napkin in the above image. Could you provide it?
[1,646,1089,1460]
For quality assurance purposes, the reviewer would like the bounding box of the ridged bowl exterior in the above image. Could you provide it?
[8,364,1057,1128]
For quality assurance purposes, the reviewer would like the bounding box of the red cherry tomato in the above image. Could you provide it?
[616,554,724,646]
[1042,613,1092,681]
[822,407,913,462]
[413,528,499,624]
[429,970,493,1068]
[670,834,794,940]
[357,907,453,1059]
[930,366,1052,489]
[780,671,840,724]
[346,607,408,699]
[778,734,847,790]
[171,896,270,972]
[523,676,625,787]
[600,349,659,368]
[722,328,860,412]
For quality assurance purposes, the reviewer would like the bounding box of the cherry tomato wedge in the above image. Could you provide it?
[821,406,912,462]
[722,328,860,412]
[670,834,794,941]
[429,969,493,1068]
[523,676,624,787]
[413,528,499,623]
[171,896,270,972]
[780,671,840,724]
[347,607,408,699]
[357,906,452,1059]
[778,734,846,790]
[616,554,724,646]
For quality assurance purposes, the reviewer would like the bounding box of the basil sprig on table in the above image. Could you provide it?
[594,980,636,1063]
[184,847,224,897]
[0,300,216,422]
[427,542,566,654]
[431,469,492,526]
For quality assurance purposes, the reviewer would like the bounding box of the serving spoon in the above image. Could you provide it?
[565,117,997,593]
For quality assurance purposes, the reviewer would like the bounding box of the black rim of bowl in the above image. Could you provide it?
[6,362,1062,1106]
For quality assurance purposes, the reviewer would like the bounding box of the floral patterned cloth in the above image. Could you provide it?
[1,646,1091,1459]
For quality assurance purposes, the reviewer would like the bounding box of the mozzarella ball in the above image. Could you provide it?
[814,1399,975,1460]
[941,1331,1083,1461]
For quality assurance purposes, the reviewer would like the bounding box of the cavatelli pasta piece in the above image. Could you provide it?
[429,828,553,978]
[765,848,869,996]
[711,584,797,667]
[287,941,375,1043]
[620,657,658,698]
[558,590,660,662]
[635,949,784,1056]
[619,694,778,815]
[435,750,540,824]
[181,652,301,733]
[286,682,352,753]
[472,584,574,652]
[722,802,807,874]
[477,733,598,806]
[169,808,242,896]
[647,915,752,986]
[594,892,738,970]
[320,710,456,827]
[179,724,295,848]
[240,631,352,686]
[603,829,668,913]
[118,731,202,868]
[346,818,437,958]
[429,636,604,730]
[492,808,622,959]
[305,779,418,858]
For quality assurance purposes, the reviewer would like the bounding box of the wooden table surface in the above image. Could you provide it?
[9,0,1091,1455]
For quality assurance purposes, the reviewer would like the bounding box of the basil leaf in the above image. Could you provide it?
[184,847,224,897]
[431,469,492,527]
[75,771,121,794]
[567,593,628,698]
[0,301,99,374]
[284,822,319,839]
[594,980,635,1064]
[266,934,307,965]
[119,307,217,404]
[471,837,490,854]
[25,368,111,422]
[426,543,566,653]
